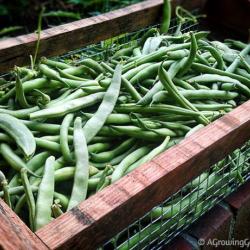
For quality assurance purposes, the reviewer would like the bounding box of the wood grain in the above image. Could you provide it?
[37,100,250,250]
[0,0,206,73]
[0,199,48,250]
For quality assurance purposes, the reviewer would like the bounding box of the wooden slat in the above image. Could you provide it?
[0,199,49,250]
[36,100,250,250]
[0,0,206,73]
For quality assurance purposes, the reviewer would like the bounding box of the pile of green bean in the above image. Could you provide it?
[0,9,250,239]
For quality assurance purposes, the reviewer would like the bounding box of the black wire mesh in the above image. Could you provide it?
[55,17,200,64]
[101,141,250,250]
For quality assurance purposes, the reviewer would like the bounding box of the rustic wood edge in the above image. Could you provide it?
[0,199,49,250]
[0,0,206,73]
[36,100,250,249]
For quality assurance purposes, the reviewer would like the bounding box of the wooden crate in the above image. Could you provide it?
[0,1,249,249]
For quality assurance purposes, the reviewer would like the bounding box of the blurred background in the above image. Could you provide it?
[0,0,141,38]
[0,0,249,40]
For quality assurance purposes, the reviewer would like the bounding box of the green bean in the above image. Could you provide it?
[67,117,89,210]
[187,74,240,85]
[48,165,95,182]
[0,106,40,119]
[151,191,200,220]
[0,114,36,158]
[54,192,69,209]
[0,171,12,208]
[193,103,232,111]
[0,143,39,177]
[166,49,189,59]
[77,58,104,74]
[113,46,136,59]
[173,78,195,90]
[138,28,158,46]
[101,62,142,101]
[111,146,151,182]
[116,104,201,116]
[83,64,122,143]
[60,113,74,163]
[96,177,110,192]
[133,47,142,57]
[0,78,49,104]
[139,85,149,95]
[81,86,104,94]
[51,200,63,218]
[0,185,38,198]
[48,89,72,106]
[62,65,97,78]
[126,136,170,174]
[21,169,36,231]
[110,126,175,141]
[35,138,61,153]
[236,68,250,79]
[142,37,163,55]
[122,62,150,80]
[0,132,11,142]
[152,89,238,104]
[82,112,132,125]
[159,64,209,125]
[9,151,50,189]
[123,43,190,72]
[90,138,135,163]
[35,156,55,230]
[137,59,185,105]
[57,78,99,88]
[226,44,250,73]
[41,57,71,69]
[192,63,250,87]
[21,120,67,134]
[185,124,204,137]
[239,56,250,74]
[201,44,226,70]
[161,0,171,33]
[15,69,30,108]
[158,121,191,132]
[178,32,197,77]
[90,145,138,169]
[225,39,248,50]
[54,89,87,105]
[88,143,111,154]
[141,79,156,87]
[117,222,162,250]
[30,92,104,119]
[39,64,68,86]
[196,52,210,66]
[130,61,173,84]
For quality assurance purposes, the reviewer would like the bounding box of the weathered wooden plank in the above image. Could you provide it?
[37,100,250,250]
[0,199,49,250]
[0,0,206,73]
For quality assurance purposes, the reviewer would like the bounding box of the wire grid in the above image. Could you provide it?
[100,141,250,250]
[55,16,200,64]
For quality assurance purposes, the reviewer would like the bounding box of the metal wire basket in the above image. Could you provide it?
[101,141,250,249]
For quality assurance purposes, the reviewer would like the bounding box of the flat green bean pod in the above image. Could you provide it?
[35,156,55,230]
[0,113,36,158]
[30,92,105,119]
[67,117,89,210]
[83,64,122,143]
